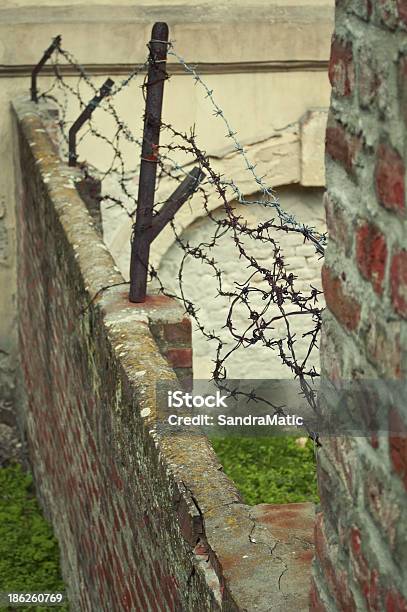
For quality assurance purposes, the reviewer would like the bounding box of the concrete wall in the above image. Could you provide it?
[0,0,334,398]
[311,2,407,610]
[13,96,316,612]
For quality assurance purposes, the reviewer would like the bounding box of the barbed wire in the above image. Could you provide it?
[167,45,327,256]
[35,36,324,446]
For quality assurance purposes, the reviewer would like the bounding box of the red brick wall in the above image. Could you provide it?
[13,105,228,611]
[312,1,407,609]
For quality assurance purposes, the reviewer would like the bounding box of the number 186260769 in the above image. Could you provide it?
[0,592,65,607]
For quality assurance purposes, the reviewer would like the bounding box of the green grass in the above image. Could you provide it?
[210,436,319,505]
[0,463,68,611]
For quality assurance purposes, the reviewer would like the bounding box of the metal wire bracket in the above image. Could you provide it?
[31,35,62,103]
[68,78,114,167]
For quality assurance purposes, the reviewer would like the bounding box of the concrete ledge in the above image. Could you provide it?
[13,96,315,611]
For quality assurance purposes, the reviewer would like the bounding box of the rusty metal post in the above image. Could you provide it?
[146,167,206,242]
[129,22,169,303]
[31,35,62,103]
[68,78,114,167]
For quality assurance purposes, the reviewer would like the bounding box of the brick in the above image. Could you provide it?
[326,117,363,175]
[321,265,361,331]
[398,0,407,26]
[296,243,319,257]
[356,221,387,294]
[109,462,124,491]
[329,36,355,96]
[364,569,381,611]
[350,526,362,554]
[163,574,182,610]
[389,408,407,491]
[282,232,306,247]
[309,578,328,612]
[163,317,191,345]
[296,266,317,280]
[165,347,193,368]
[333,569,358,610]
[375,143,405,214]
[120,587,133,609]
[286,255,307,268]
[390,249,407,318]
[314,513,357,612]
[386,589,407,612]
[348,526,384,610]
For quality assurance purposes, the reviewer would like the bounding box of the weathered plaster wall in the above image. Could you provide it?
[14,98,316,611]
[0,1,333,398]
[311,2,407,610]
